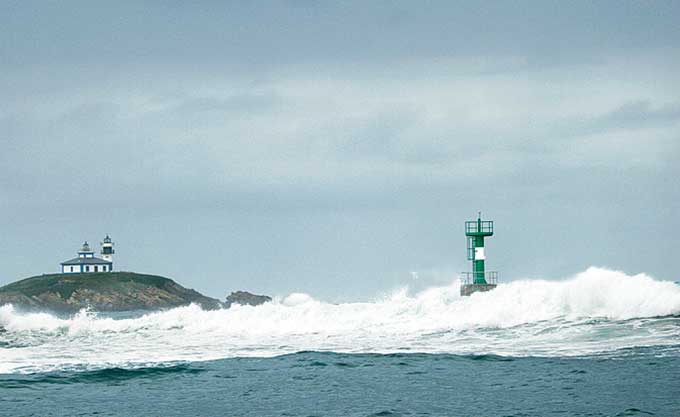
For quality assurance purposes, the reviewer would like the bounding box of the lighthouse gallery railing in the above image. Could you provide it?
[459,271,498,285]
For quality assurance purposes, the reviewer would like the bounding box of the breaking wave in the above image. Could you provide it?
[1,267,679,374]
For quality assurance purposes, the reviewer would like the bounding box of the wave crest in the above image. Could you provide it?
[1,267,679,373]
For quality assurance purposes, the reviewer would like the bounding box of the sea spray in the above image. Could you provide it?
[1,267,679,374]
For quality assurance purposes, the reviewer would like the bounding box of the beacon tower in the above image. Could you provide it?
[101,235,115,264]
[460,213,498,296]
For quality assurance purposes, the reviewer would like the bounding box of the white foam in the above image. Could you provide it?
[1,267,679,373]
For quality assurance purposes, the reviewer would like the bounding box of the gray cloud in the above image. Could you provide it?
[594,100,680,130]
[1,1,679,298]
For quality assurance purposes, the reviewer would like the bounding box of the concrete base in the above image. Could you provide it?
[460,283,497,297]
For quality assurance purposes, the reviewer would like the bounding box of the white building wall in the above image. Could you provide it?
[61,263,112,273]
[62,265,80,273]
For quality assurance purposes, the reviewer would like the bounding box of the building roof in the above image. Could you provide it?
[61,257,112,266]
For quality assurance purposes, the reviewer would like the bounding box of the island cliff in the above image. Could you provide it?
[0,272,223,313]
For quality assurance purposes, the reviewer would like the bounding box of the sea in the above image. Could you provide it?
[1,267,679,417]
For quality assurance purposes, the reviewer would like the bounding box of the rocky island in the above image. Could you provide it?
[224,290,272,308]
[0,236,272,313]
[0,272,232,313]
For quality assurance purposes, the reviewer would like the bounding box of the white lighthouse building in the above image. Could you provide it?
[60,237,114,274]
[101,235,114,262]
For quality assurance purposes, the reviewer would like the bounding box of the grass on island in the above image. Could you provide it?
[0,272,178,300]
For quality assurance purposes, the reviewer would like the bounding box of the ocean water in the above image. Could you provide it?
[1,267,680,416]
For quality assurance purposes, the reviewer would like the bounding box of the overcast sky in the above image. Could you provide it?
[1,1,679,300]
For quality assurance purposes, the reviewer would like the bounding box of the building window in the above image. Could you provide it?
[85,266,89,272]
[94,266,98,272]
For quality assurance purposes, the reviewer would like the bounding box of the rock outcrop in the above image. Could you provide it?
[0,272,223,313]
[224,290,272,308]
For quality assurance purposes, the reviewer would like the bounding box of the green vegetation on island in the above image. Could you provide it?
[0,272,223,313]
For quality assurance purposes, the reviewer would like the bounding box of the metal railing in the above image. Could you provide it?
[460,271,498,285]
[465,220,493,234]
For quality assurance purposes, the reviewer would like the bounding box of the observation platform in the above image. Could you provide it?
[460,271,498,296]
[465,220,494,237]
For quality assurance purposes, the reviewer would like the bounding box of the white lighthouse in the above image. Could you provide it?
[60,239,113,273]
[101,235,114,263]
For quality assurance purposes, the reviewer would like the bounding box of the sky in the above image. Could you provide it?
[1,1,679,300]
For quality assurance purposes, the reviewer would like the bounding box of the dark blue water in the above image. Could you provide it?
[2,350,679,417]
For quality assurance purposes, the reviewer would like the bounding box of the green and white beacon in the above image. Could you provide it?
[460,212,498,296]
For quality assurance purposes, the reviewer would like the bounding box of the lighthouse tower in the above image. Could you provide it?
[101,235,115,265]
[460,213,498,296]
